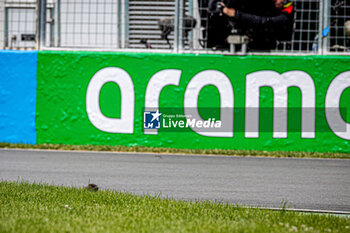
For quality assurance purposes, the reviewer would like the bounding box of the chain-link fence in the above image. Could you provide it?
[0,0,349,54]
[328,0,350,52]
[0,0,56,49]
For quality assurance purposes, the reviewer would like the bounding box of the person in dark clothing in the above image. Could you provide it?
[204,0,244,49]
[221,0,295,50]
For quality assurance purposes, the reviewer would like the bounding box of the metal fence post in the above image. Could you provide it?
[174,0,179,52]
[121,0,129,48]
[322,0,330,54]
[49,7,54,47]
[36,0,47,49]
[174,0,184,52]
[318,0,324,54]
[116,0,121,49]
[0,0,4,49]
[56,0,61,47]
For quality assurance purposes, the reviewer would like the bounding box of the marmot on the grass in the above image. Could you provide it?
[84,183,99,192]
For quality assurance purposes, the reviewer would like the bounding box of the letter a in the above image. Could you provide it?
[86,67,134,133]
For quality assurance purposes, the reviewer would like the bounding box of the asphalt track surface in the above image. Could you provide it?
[1,149,349,213]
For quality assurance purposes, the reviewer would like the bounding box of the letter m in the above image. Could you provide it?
[245,71,315,138]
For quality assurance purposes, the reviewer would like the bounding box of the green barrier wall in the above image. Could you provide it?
[36,51,350,153]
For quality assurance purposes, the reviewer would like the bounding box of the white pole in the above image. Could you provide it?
[321,0,330,54]
[36,0,47,49]
[0,0,5,49]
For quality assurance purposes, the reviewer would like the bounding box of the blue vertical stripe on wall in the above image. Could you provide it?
[0,50,37,144]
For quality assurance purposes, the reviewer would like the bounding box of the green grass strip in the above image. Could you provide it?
[0,181,349,233]
[0,142,349,159]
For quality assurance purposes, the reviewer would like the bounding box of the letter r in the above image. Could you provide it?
[144,69,182,135]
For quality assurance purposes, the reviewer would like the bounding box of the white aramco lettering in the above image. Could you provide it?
[86,67,134,133]
[85,67,349,140]
[245,70,315,138]
[325,71,350,140]
[184,70,234,137]
[144,69,182,135]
